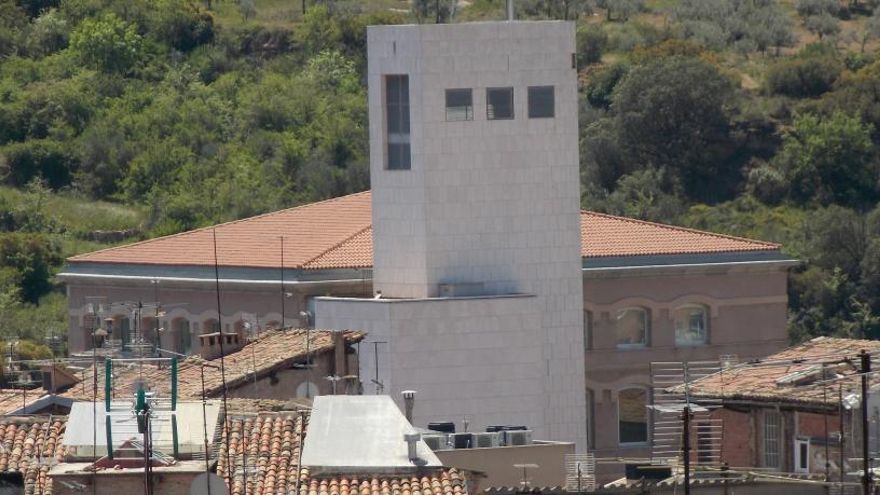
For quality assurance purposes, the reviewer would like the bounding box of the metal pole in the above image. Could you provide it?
[683,405,691,495]
[842,384,847,489]
[862,350,872,495]
[823,362,831,481]
[280,236,285,330]
[211,229,232,487]
[201,365,212,495]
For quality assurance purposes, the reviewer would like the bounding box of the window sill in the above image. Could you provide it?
[616,344,649,350]
[618,442,650,449]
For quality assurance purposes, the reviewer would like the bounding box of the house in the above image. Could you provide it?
[60,328,365,403]
[0,396,476,495]
[678,336,880,479]
[59,20,796,463]
[0,329,363,417]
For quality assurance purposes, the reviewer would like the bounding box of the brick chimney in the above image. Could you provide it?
[199,331,244,360]
[333,331,347,377]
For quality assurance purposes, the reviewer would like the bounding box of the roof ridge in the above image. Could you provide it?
[301,225,373,269]
[581,210,781,249]
[68,191,372,262]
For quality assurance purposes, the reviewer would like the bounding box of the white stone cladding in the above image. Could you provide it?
[319,21,586,449]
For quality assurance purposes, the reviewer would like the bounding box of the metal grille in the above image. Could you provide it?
[564,454,596,492]
[650,361,723,466]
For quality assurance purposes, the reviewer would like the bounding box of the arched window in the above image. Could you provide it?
[618,388,648,445]
[203,318,220,334]
[674,304,708,346]
[616,307,648,348]
[173,318,192,355]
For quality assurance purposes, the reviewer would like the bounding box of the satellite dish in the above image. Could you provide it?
[189,472,228,495]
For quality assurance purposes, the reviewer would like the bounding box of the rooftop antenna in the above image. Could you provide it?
[280,236,286,329]
[211,228,232,487]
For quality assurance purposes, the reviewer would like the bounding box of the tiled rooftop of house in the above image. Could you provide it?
[0,407,469,495]
[68,191,780,269]
[61,329,364,403]
[682,337,880,407]
[0,416,65,495]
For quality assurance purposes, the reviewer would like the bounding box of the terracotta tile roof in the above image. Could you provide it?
[68,192,373,268]
[301,469,471,495]
[683,337,880,407]
[2,402,468,495]
[216,413,472,495]
[67,192,780,270]
[61,329,364,402]
[0,416,66,495]
[580,211,779,258]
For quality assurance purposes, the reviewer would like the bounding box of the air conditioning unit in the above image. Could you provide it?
[452,432,474,449]
[504,430,533,446]
[472,432,501,448]
[422,435,447,451]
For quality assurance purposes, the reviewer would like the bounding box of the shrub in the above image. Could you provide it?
[765,46,843,98]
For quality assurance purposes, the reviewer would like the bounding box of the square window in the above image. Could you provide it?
[528,86,555,118]
[486,87,514,120]
[446,88,473,121]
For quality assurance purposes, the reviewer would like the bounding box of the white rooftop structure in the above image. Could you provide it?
[64,400,221,460]
[301,395,442,474]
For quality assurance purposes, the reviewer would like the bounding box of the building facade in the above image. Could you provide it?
[59,20,796,463]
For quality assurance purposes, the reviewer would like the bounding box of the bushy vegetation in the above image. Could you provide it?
[4,0,880,349]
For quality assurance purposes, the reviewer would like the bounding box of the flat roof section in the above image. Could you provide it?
[301,396,442,474]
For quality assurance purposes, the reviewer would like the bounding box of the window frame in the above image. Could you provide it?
[617,387,649,446]
[486,87,515,120]
[528,85,555,119]
[584,310,593,351]
[385,74,411,170]
[674,304,709,347]
[763,410,781,468]
[794,438,809,473]
[445,88,473,122]
[615,307,649,349]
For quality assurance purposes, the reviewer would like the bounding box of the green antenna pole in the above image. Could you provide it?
[105,419,113,460]
[171,415,179,459]
[171,357,178,411]
[104,360,112,412]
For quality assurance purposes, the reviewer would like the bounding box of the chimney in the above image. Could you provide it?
[333,332,347,377]
[199,331,244,360]
[404,433,421,463]
[402,390,416,424]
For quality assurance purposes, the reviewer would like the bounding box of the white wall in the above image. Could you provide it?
[321,21,587,449]
[317,295,551,435]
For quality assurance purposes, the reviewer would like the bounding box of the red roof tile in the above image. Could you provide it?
[68,191,780,270]
[215,413,473,495]
[62,329,364,403]
[683,337,880,407]
[0,417,66,495]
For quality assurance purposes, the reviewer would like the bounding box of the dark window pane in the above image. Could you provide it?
[528,86,555,118]
[385,75,411,170]
[487,87,514,120]
[388,142,411,170]
[446,88,473,121]
[618,388,648,444]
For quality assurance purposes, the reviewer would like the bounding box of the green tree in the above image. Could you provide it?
[765,46,843,98]
[412,0,452,23]
[610,56,734,201]
[0,233,60,303]
[775,112,876,208]
[69,13,143,73]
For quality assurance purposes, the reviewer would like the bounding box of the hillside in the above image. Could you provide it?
[1,0,880,350]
